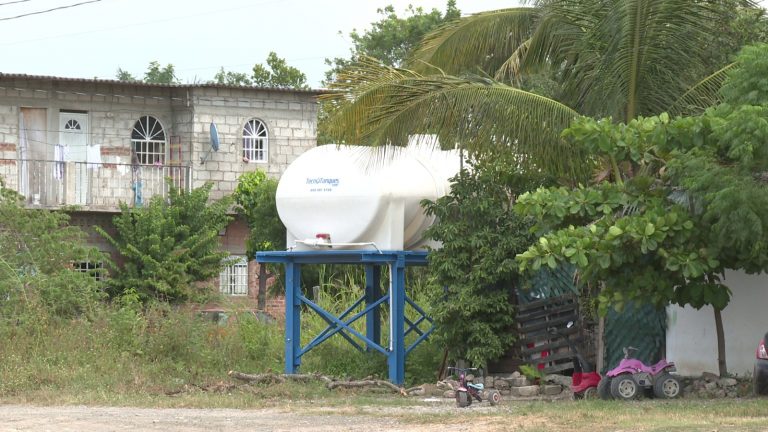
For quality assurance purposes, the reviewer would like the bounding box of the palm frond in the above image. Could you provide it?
[543,0,724,121]
[408,8,539,77]
[494,38,530,85]
[667,63,737,117]
[322,59,589,181]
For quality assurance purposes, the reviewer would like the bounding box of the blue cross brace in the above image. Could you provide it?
[255,250,433,385]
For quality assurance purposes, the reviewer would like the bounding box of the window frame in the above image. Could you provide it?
[219,255,249,296]
[131,115,167,165]
[242,118,269,163]
[73,259,104,282]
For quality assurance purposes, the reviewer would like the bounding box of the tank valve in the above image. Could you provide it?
[315,233,332,247]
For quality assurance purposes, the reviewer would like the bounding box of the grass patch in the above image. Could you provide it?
[392,399,768,432]
[0,272,441,405]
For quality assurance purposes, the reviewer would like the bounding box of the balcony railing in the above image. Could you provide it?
[0,159,190,210]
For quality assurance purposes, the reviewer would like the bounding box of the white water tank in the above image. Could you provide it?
[276,142,461,251]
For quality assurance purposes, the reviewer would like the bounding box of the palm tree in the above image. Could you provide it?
[323,0,762,374]
[323,0,756,180]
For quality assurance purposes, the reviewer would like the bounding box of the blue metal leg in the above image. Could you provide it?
[388,258,406,385]
[285,262,302,374]
[365,265,382,351]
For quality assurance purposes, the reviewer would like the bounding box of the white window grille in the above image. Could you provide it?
[242,118,268,162]
[74,260,104,281]
[131,115,166,165]
[220,256,249,296]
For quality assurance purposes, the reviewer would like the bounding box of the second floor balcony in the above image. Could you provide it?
[0,159,190,211]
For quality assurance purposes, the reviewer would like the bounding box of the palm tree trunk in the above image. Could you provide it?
[714,307,727,376]
[625,0,648,122]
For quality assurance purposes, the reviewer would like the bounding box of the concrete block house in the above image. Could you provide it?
[0,73,320,316]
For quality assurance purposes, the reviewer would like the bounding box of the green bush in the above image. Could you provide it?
[0,180,105,321]
[97,182,232,304]
[423,153,549,367]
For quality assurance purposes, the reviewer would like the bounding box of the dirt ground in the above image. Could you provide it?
[0,403,522,432]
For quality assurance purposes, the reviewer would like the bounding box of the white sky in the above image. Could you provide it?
[0,0,511,87]
[0,0,765,88]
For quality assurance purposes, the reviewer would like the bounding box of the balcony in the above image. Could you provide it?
[0,159,190,211]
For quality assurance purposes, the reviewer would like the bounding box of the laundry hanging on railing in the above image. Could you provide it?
[53,144,66,179]
[86,145,102,169]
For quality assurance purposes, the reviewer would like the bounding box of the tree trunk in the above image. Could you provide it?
[714,307,727,376]
[596,315,605,373]
[257,264,267,310]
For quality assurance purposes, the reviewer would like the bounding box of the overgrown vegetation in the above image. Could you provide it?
[0,180,104,320]
[515,43,768,374]
[232,170,284,255]
[422,153,550,367]
[97,182,232,304]
[0,271,440,400]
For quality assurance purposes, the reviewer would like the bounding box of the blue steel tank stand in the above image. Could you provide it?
[255,250,433,385]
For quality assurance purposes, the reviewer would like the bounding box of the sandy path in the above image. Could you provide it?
[0,403,510,432]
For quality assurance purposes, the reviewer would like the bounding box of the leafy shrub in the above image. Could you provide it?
[422,153,550,367]
[97,182,232,304]
[0,180,105,320]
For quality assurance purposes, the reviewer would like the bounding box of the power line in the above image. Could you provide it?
[0,0,287,45]
[0,0,102,22]
[0,0,33,7]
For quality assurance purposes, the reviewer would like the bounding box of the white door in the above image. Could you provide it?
[59,112,89,204]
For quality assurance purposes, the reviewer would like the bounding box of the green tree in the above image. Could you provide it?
[321,0,767,371]
[97,182,232,304]
[252,52,308,89]
[323,0,766,179]
[0,180,104,318]
[319,1,459,144]
[515,44,768,375]
[324,1,460,83]
[116,67,138,82]
[232,170,284,310]
[144,61,179,84]
[701,0,768,69]
[423,153,549,366]
[115,61,179,84]
[212,67,253,86]
[233,170,284,254]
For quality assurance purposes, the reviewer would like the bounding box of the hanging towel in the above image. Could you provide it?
[53,144,65,179]
[86,145,102,169]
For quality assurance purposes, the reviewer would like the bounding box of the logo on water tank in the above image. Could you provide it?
[306,177,339,192]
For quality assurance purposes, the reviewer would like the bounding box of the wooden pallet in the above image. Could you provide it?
[517,294,579,374]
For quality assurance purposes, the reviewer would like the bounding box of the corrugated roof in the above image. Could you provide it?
[0,72,328,95]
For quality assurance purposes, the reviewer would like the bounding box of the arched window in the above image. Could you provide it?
[64,119,81,130]
[131,115,166,165]
[242,118,268,162]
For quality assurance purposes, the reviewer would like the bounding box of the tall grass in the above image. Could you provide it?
[299,264,441,385]
[0,304,275,398]
[0,265,442,400]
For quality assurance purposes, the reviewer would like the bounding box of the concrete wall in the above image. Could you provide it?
[0,77,318,311]
[0,77,319,204]
[189,87,317,199]
[666,270,768,376]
